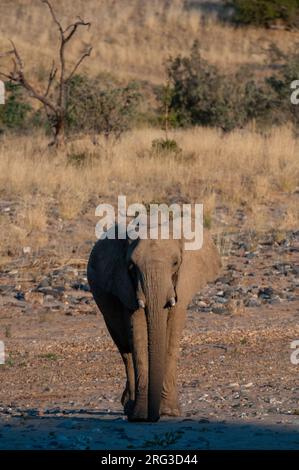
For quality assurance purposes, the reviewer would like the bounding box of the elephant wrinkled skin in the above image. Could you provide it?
[87,225,221,422]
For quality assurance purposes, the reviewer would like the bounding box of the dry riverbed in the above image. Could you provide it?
[0,228,298,449]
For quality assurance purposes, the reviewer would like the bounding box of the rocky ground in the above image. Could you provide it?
[0,227,298,449]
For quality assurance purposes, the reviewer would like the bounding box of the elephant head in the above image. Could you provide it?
[88,225,221,421]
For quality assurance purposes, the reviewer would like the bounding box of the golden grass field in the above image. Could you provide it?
[0,0,298,264]
[1,0,299,84]
[0,125,298,264]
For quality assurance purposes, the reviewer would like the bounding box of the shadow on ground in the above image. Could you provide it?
[0,409,298,450]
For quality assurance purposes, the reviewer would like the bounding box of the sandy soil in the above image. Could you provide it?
[0,228,298,450]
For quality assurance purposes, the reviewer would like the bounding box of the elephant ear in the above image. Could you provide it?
[87,236,138,311]
[176,230,222,308]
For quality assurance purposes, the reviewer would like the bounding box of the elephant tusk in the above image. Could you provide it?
[138,299,145,309]
[169,297,176,307]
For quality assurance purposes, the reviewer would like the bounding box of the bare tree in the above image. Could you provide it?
[0,0,92,146]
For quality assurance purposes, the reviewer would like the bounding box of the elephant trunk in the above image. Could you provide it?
[143,268,168,422]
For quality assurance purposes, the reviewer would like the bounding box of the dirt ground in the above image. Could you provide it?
[0,225,298,449]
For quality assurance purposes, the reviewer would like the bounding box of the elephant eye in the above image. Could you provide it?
[128,263,138,281]
[173,259,178,267]
[128,262,135,272]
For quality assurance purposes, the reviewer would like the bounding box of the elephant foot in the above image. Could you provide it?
[160,400,181,417]
[123,399,134,417]
[121,387,130,407]
[127,403,148,422]
[121,387,135,417]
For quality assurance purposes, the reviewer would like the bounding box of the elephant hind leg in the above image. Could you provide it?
[92,291,135,413]
[121,352,135,415]
[104,319,135,414]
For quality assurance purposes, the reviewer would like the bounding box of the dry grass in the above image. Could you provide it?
[0,0,298,85]
[0,1,298,262]
[0,125,298,260]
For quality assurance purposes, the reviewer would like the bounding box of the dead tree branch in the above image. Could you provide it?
[0,0,92,146]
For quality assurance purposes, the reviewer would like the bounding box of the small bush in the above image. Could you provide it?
[204,213,212,229]
[67,151,90,167]
[151,138,182,154]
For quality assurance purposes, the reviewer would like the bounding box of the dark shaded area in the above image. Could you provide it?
[0,408,298,450]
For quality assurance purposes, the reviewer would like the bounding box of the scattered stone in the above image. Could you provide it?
[216,275,234,284]
[269,295,282,304]
[65,296,80,305]
[258,287,274,300]
[43,299,65,309]
[242,382,254,389]
[36,286,65,298]
[71,283,90,292]
[244,297,261,308]
[213,296,228,304]
[212,306,229,315]
[8,270,18,275]
[216,290,225,297]
[223,287,234,298]
[0,285,15,294]
[14,291,25,301]
[197,300,209,308]
[64,267,79,277]
[245,252,257,259]
[229,383,240,388]
[37,277,51,288]
[292,266,299,276]
[269,398,282,405]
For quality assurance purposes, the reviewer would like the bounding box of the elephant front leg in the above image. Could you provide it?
[128,308,148,421]
[160,306,186,417]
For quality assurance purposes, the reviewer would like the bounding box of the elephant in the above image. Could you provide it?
[87,222,221,422]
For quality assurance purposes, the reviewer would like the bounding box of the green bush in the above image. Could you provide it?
[0,82,31,130]
[230,0,299,28]
[166,42,222,128]
[164,42,270,131]
[66,75,141,138]
[265,45,299,126]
